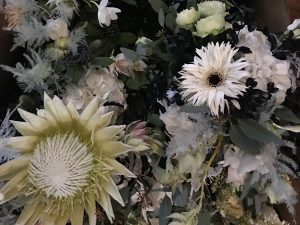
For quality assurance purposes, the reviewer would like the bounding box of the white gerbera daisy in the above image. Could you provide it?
[0,93,136,225]
[179,42,249,116]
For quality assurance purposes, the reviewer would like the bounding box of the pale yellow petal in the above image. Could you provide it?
[85,195,97,225]
[54,213,70,225]
[40,215,56,225]
[98,141,132,157]
[18,109,50,130]
[0,158,29,181]
[80,97,99,122]
[97,111,114,128]
[5,136,37,152]
[23,205,43,225]
[10,121,40,136]
[97,190,114,222]
[67,101,80,120]
[94,125,125,142]
[44,92,58,119]
[85,107,106,131]
[0,170,26,204]
[15,203,37,225]
[70,204,84,225]
[105,158,136,178]
[102,175,124,206]
[38,109,58,126]
[52,96,72,122]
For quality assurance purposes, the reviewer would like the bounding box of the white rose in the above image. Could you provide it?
[194,14,225,38]
[197,1,226,17]
[46,18,69,40]
[176,7,200,27]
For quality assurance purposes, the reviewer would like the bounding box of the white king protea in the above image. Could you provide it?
[180,42,249,116]
[0,93,136,224]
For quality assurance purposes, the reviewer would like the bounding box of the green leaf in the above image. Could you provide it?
[229,125,262,155]
[120,47,139,61]
[187,0,197,8]
[159,195,172,225]
[172,184,189,207]
[274,106,300,123]
[93,57,114,67]
[165,13,176,30]
[148,113,164,127]
[180,105,210,113]
[117,32,137,45]
[158,8,165,27]
[126,73,150,90]
[148,0,168,13]
[66,64,85,83]
[238,119,282,144]
[121,0,136,5]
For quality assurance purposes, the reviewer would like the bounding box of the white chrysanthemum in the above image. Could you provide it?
[64,67,127,112]
[179,42,249,116]
[197,1,226,17]
[175,7,200,27]
[194,14,225,38]
[0,93,137,225]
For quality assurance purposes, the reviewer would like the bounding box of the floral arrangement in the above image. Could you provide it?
[0,0,300,224]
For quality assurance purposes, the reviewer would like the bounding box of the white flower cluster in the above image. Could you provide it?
[176,1,227,37]
[64,67,127,113]
[238,26,294,104]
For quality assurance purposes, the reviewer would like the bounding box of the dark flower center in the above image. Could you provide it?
[207,72,223,87]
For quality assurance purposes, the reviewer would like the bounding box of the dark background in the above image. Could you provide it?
[0,0,299,224]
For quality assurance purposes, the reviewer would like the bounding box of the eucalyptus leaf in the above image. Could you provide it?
[180,105,210,113]
[148,0,169,13]
[197,211,211,225]
[93,57,114,67]
[274,106,300,123]
[229,125,262,155]
[172,184,189,207]
[158,8,165,27]
[165,13,176,30]
[159,195,172,225]
[120,47,139,61]
[237,119,282,144]
[148,113,164,127]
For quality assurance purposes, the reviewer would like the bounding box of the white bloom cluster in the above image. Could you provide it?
[176,1,227,37]
[223,144,277,186]
[46,18,69,41]
[64,67,127,112]
[159,102,216,157]
[238,26,294,104]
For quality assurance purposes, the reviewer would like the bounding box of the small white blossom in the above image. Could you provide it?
[46,18,69,40]
[96,0,121,27]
